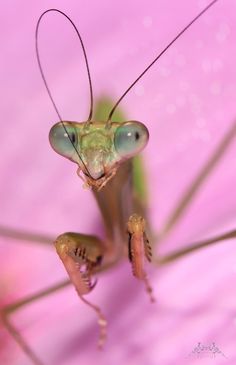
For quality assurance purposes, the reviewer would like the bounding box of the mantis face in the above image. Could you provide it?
[49,120,149,189]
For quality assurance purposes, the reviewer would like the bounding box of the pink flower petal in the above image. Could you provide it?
[1,1,236,364]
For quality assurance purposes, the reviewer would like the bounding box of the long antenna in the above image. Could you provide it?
[107,0,219,125]
[36,8,94,122]
[36,9,92,175]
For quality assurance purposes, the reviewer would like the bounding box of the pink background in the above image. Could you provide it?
[1,0,236,364]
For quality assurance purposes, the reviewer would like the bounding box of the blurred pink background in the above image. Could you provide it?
[1,0,236,364]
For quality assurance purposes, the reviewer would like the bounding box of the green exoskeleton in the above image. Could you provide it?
[49,102,153,347]
[52,117,152,340]
[2,1,236,365]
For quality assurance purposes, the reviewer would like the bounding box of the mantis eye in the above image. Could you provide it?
[114,121,149,158]
[49,122,78,158]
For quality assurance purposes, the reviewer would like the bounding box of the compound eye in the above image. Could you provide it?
[49,122,78,159]
[114,121,149,158]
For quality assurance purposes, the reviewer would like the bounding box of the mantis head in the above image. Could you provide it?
[49,120,149,189]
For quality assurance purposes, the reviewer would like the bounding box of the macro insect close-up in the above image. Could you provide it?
[1,0,236,364]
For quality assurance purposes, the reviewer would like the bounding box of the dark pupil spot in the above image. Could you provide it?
[71,132,76,144]
[135,131,140,141]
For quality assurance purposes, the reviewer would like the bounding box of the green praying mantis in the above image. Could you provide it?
[1,1,236,364]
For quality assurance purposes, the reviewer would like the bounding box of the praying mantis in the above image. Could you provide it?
[2,0,236,363]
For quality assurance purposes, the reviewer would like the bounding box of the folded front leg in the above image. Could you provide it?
[127,214,155,303]
[55,232,107,348]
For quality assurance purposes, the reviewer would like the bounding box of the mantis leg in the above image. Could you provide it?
[0,227,64,364]
[1,279,70,365]
[54,231,114,349]
[0,226,119,362]
[158,122,236,241]
[127,214,155,302]
[155,228,236,265]
[0,225,53,245]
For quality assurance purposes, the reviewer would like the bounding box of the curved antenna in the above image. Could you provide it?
[106,0,219,125]
[36,9,93,176]
[36,8,93,122]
